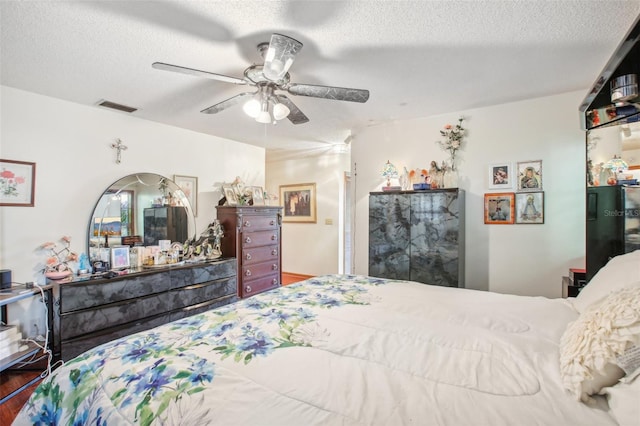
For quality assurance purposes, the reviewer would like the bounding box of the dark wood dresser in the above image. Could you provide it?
[56,259,237,361]
[216,206,283,298]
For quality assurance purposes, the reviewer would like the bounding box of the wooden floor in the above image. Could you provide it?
[1,272,313,423]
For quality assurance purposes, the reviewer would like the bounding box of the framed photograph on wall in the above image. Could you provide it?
[0,159,36,207]
[173,175,198,216]
[222,184,238,206]
[484,192,515,224]
[280,183,317,223]
[517,160,543,191]
[488,162,514,189]
[515,191,544,224]
[249,186,265,206]
[111,246,130,270]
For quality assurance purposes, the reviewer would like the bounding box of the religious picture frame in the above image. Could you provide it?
[517,160,543,191]
[222,184,238,206]
[0,159,36,207]
[484,192,515,225]
[173,175,198,216]
[515,191,544,224]
[488,162,514,190]
[280,183,317,223]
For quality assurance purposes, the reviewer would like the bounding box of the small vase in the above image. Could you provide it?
[443,169,459,188]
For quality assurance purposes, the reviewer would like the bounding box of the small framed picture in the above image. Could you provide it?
[0,159,36,207]
[484,192,515,224]
[280,183,317,223]
[516,191,544,224]
[517,160,543,191]
[488,162,513,189]
[111,246,130,269]
[222,184,238,206]
[173,175,198,217]
[250,186,265,206]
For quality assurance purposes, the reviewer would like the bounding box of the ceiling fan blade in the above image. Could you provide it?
[276,95,309,125]
[287,83,370,103]
[201,92,254,114]
[152,62,247,85]
[262,34,303,82]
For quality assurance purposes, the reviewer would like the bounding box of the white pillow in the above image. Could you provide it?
[573,250,640,313]
[559,286,640,403]
[601,376,640,426]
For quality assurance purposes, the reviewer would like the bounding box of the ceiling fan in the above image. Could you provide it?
[152,33,370,125]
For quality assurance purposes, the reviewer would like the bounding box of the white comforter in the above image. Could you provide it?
[15,275,615,425]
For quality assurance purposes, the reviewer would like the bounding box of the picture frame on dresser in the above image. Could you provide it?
[249,186,265,206]
[0,159,36,207]
[484,192,515,224]
[173,174,198,216]
[280,183,317,223]
[110,246,130,269]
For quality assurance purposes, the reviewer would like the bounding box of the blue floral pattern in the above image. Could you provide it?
[16,275,388,426]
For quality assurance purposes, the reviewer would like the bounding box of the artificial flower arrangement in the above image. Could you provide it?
[39,236,78,278]
[436,117,466,170]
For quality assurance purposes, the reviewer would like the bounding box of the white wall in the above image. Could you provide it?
[266,150,349,275]
[351,91,587,298]
[0,86,265,332]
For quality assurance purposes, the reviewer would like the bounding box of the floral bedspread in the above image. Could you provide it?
[14,274,618,426]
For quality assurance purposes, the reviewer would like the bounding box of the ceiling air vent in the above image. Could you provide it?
[97,100,137,113]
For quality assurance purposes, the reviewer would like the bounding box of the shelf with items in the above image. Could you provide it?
[0,284,55,404]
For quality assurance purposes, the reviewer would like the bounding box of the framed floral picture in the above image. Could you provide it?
[280,183,317,223]
[517,160,543,191]
[488,162,514,189]
[0,159,36,206]
[515,191,544,224]
[484,192,515,224]
[173,175,198,216]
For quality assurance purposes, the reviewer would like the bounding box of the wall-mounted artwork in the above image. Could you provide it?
[280,183,316,223]
[173,175,198,217]
[517,160,543,191]
[516,191,544,224]
[0,159,36,207]
[484,192,515,224]
[488,162,514,189]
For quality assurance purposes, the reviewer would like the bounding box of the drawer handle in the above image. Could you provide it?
[246,285,252,293]
[246,253,252,260]
[271,234,277,241]
[270,220,275,225]
[245,237,252,244]
[244,220,251,227]
[271,249,277,256]
[272,278,277,285]
[245,270,252,277]
[272,264,278,270]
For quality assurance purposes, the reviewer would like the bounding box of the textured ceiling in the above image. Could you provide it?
[1,1,639,156]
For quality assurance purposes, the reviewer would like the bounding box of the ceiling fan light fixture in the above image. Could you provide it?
[256,110,272,124]
[243,98,261,118]
[272,102,290,120]
[263,34,302,82]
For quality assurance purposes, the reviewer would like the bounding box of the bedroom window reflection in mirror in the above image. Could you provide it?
[93,190,134,239]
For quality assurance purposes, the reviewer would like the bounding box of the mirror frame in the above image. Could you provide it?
[87,173,197,256]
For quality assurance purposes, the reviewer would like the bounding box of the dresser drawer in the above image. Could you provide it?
[242,245,279,265]
[242,273,280,297]
[242,260,279,280]
[241,230,278,248]
[239,215,279,232]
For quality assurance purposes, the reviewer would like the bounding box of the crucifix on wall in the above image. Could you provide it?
[110,138,128,164]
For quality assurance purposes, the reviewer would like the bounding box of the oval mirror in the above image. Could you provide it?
[87,173,196,256]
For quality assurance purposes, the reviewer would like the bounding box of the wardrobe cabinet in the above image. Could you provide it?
[216,206,283,298]
[369,189,465,287]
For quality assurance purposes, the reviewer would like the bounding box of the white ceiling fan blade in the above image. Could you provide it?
[287,83,370,103]
[262,34,303,82]
[276,95,309,125]
[201,92,254,114]
[152,62,247,85]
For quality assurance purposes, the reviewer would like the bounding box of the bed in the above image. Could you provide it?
[13,251,640,425]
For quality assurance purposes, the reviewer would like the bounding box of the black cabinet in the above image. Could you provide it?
[368,189,465,287]
[143,206,188,245]
[586,185,640,282]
